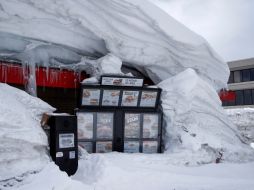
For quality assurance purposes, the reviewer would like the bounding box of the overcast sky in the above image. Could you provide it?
[150,0,254,62]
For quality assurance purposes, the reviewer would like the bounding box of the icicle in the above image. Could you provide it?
[26,62,37,96]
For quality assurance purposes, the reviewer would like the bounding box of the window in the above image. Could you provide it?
[241,70,251,82]
[228,71,234,83]
[235,90,244,105]
[244,90,252,105]
[252,90,254,104]
[250,69,254,81]
[234,71,241,83]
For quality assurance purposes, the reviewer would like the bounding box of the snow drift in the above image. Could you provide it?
[0,83,55,181]
[0,0,228,90]
[225,108,254,143]
[158,69,254,164]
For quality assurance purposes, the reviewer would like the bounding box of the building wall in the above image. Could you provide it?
[223,58,254,107]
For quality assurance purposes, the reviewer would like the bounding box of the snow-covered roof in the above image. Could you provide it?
[0,0,229,90]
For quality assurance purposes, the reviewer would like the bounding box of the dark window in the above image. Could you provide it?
[234,71,241,83]
[244,90,252,105]
[241,69,251,82]
[235,90,244,105]
[228,71,234,83]
[252,90,254,104]
[250,69,254,81]
[227,100,236,106]
[222,101,227,106]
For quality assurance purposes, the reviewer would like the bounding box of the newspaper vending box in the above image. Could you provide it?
[77,75,163,153]
[46,115,78,176]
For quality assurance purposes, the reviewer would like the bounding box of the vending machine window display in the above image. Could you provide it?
[77,112,114,153]
[77,75,163,154]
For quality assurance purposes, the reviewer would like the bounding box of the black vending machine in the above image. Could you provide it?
[76,75,163,154]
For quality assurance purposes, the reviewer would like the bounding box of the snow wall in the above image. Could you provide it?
[158,69,254,165]
[0,83,55,181]
[0,0,253,166]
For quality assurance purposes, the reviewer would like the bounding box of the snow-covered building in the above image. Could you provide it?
[0,59,87,113]
[1,1,254,176]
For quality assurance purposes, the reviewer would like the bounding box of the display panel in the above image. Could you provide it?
[124,113,140,138]
[143,114,159,138]
[102,90,120,106]
[142,141,158,153]
[77,112,94,139]
[81,89,100,106]
[124,141,140,153]
[78,141,93,153]
[96,113,113,139]
[59,133,74,149]
[101,76,143,87]
[140,91,158,107]
[96,141,112,153]
[121,91,139,107]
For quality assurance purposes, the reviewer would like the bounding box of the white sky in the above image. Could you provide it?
[150,0,254,62]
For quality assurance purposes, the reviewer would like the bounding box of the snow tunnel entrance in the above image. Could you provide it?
[76,75,163,153]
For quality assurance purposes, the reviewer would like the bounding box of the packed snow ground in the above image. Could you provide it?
[4,153,254,190]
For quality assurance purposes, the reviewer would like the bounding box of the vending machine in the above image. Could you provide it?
[76,75,163,153]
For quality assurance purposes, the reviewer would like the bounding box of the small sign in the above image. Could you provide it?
[140,91,158,107]
[78,142,93,153]
[121,91,139,107]
[59,133,75,149]
[102,90,120,106]
[56,152,63,158]
[96,141,112,153]
[69,151,76,159]
[143,114,159,138]
[77,113,94,139]
[124,141,140,153]
[143,141,158,153]
[81,89,100,106]
[101,76,143,87]
[124,114,140,138]
[97,113,114,139]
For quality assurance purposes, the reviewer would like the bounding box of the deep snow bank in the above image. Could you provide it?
[0,0,228,90]
[0,83,55,181]
[14,162,92,190]
[158,69,254,165]
[225,108,254,143]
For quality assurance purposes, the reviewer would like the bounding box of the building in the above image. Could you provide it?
[222,57,254,107]
[0,60,154,113]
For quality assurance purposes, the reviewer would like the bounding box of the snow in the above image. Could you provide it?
[158,69,254,164]
[224,107,254,143]
[0,0,228,90]
[5,153,254,190]
[9,163,92,190]
[0,0,253,189]
[0,83,55,182]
